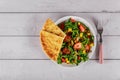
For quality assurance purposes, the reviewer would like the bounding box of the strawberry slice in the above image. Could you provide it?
[73,42,82,50]
[62,48,70,54]
[64,35,71,42]
[77,56,81,60]
[79,24,85,32]
[59,22,65,30]
[86,44,90,51]
[70,18,76,23]
[61,57,66,62]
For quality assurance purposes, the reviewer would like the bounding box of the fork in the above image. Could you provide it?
[97,27,103,64]
[96,16,110,64]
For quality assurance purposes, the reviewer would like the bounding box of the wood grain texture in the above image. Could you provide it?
[0,0,120,79]
[0,60,120,80]
[0,36,118,59]
[0,0,120,12]
[0,13,119,35]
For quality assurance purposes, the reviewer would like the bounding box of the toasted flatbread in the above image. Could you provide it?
[42,18,66,38]
[40,30,64,61]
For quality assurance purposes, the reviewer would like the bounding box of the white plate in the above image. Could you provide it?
[55,16,97,67]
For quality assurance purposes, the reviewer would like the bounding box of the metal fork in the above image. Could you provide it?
[97,16,110,64]
[97,27,103,64]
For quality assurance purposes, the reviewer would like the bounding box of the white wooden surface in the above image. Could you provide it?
[0,0,120,80]
[0,0,120,12]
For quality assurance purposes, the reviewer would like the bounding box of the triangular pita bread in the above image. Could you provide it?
[40,30,64,61]
[42,18,66,38]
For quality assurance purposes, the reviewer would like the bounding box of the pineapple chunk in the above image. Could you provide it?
[65,58,70,64]
[78,22,81,25]
[83,50,86,54]
[68,28,72,32]
[90,43,94,47]
[87,33,91,36]
[80,33,83,37]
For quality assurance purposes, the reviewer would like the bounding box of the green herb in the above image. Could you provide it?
[57,18,94,65]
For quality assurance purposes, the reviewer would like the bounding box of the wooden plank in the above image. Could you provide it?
[0,60,120,80]
[0,0,120,12]
[0,37,46,59]
[0,36,119,59]
[0,37,47,59]
[0,13,119,35]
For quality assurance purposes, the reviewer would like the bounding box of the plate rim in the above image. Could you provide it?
[55,16,97,67]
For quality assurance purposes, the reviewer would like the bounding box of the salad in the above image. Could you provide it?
[57,18,94,65]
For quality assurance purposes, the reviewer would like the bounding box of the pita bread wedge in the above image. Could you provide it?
[42,18,66,38]
[40,30,64,61]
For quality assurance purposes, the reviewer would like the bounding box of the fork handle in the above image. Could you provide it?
[99,43,103,64]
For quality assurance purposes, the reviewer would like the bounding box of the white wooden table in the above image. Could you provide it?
[0,0,120,80]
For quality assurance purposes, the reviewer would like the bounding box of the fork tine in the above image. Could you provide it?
[98,26,103,32]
